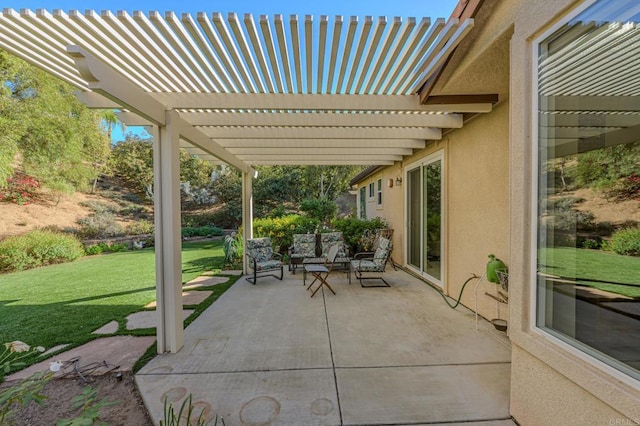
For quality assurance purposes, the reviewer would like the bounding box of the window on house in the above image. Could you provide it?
[368,182,374,198]
[535,0,640,380]
[359,187,366,219]
[377,179,383,206]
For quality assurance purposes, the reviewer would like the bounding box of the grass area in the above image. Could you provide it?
[539,247,640,298]
[0,239,233,369]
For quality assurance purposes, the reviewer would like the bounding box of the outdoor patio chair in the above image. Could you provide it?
[288,233,317,274]
[351,236,393,287]
[305,244,341,298]
[320,232,349,258]
[245,237,284,285]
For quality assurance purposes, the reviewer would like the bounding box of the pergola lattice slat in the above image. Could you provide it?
[0,9,485,166]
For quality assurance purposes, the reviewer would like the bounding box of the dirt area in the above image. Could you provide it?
[1,372,152,425]
[572,187,640,226]
[0,191,94,239]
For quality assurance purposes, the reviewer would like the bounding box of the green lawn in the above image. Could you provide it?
[539,247,640,298]
[0,239,234,362]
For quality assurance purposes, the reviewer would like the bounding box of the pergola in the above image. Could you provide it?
[0,8,494,353]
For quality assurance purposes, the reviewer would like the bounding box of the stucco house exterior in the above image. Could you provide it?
[350,0,640,423]
[1,0,638,423]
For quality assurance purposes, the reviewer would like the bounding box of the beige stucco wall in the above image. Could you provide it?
[445,101,509,320]
[355,100,510,322]
[508,0,640,424]
[356,167,405,260]
[354,0,640,423]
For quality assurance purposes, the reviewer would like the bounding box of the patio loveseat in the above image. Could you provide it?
[288,232,349,274]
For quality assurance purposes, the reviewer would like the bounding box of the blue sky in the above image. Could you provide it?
[9,0,458,19]
[10,0,459,142]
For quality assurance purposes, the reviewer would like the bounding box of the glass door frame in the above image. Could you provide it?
[404,150,445,287]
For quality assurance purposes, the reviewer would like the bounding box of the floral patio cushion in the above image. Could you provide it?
[373,237,392,266]
[255,260,283,271]
[378,236,392,251]
[351,259,383,272]
[291,234,317,258]
[246,237,274,263]
[320,232,347,257]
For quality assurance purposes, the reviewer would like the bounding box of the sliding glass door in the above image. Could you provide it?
[406,152,444,285]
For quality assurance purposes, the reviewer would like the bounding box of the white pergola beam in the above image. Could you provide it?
[155,92,490,112]
[74,91,121,108]
[67,45,166,124]
[212,138,426,149]
[248,159,395,165]
[117,110,152,126]
[237,153,403,161]
[213,138,425,149]
[197,126,440,140]
[227,147,413,156]
[67,46,250,172]
[180,110,463,128]
[175,117,253,174]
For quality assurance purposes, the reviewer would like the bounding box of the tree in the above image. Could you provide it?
[92,110,125,192]
[568,142,640,192]
[109,135,218,201]
[109,135,155,196]
[0,50,110,193]
[301,165,363,200]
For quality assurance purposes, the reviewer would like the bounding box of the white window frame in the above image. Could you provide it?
[404,150,445,287]
[376,178,383,206]
[368,182,375,199]
[530,0,640,386]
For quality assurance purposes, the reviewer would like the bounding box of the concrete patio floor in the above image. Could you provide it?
[136,268,513,425]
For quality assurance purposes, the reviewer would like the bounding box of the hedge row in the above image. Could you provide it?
[0,230,85,273]
[251,215,389,255]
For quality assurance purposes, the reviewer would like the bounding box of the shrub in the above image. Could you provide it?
[617,173,640,201]
[300,198,338,223]
[580,237,601,250]
[126,220,155,235]
[84,242,129,256]
[0,230,84,273]
[609,227,640,256]
[545,196,595,233]
[223,233,242,265]
[76,212,125,239]
[182,212,219,228]
[181,226,223,238]
[79,200,120,214]
[253,215,320,253]
[332,216,389,254]
[0,172,40,205]
[119,203,145,217]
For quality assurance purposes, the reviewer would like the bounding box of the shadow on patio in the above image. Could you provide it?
[136,268,513,425]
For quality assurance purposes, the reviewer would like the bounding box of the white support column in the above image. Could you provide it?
[152,111,184,353]
[242,170,254,275]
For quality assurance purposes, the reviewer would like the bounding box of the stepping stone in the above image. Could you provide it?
[40,344,69,357]
[220,269,243,276]
[145,291,212,308]
[184,276,229,289]
[183,290,212,305]
[92,320,119,335]
[126,309,194,330]
[7,335,156,381]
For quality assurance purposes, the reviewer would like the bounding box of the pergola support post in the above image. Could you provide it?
[152,111,184,354]
[242,171,254,275]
